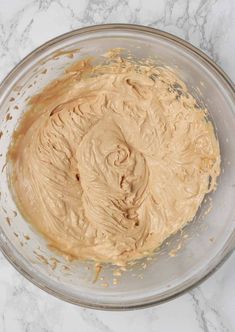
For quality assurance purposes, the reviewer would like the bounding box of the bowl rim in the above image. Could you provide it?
[0,23,234,310]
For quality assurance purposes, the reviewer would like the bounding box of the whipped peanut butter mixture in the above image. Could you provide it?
[9,54,220,265]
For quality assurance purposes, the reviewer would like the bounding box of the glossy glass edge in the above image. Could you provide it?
[0,24,234,310]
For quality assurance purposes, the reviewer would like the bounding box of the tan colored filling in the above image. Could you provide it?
[9,56,220,265]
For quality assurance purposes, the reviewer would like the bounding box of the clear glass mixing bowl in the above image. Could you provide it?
[0,24,234,310]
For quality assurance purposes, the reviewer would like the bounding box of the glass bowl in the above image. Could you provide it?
[0,24,234,310]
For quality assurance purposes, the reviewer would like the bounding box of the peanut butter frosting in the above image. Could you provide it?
[9,54,220,265]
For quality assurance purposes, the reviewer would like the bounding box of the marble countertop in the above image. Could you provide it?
[0,0,234,331]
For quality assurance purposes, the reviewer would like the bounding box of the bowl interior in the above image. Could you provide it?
[0,26,234,309]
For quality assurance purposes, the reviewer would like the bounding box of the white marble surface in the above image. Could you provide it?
[0,0,234,331]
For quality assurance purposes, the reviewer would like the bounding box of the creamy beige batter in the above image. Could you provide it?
[9,54,220,265]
